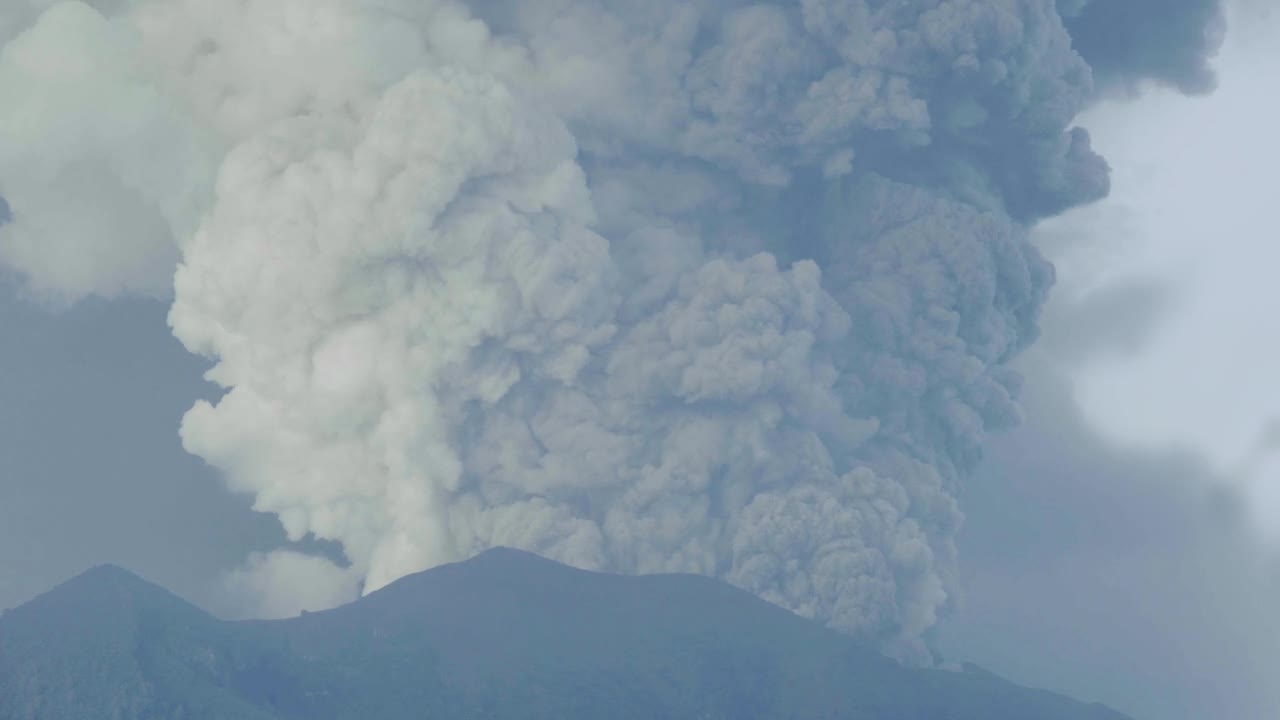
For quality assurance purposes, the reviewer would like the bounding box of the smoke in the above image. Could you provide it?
[1060,0,1226,94]
[0,0,1223,661]
[218,549,364,620]
[0,1,212,300]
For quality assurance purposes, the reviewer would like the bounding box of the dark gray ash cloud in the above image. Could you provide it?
[1061,0,1226,94]
[0,0,1236,664]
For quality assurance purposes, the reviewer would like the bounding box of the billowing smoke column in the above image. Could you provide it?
[0,0,1222,660]
[1060,0,1225,94]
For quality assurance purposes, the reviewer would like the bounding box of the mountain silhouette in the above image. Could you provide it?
[0,548,1131,720]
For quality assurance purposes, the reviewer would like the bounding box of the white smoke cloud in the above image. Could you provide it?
[174,60,618,600]
[218,549,362,620]
[0,0,1170,662]
[0,1,211,300]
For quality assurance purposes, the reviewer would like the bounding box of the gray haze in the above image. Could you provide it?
[939,288,1280,720]
[0,277,279,610]
[938,11,1280,715]
[0,1,1268,716]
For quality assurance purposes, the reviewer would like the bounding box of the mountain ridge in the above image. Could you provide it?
[0,548,1134,720]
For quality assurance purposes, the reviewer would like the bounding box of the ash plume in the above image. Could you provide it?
[1060,0,1226,94]
[0,0,1225,660]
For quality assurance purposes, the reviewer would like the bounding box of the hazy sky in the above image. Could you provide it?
[939,5,1280,718]
[1066,7,1280,537]
[0,281,281,610]
[0,2,1276,719]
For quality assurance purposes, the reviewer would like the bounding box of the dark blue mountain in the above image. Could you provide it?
[0,548,1131,720]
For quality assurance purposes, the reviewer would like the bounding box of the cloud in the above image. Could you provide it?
[217,549,363,619]
[0,0,1231,663]
[0,2,213,301]
[1061,0,1226,95]
[940,338,1280,720]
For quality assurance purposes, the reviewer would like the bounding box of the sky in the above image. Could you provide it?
[0,282,281,611]
[938,5,1280,718]
[0,2,1276,719]
[1067,5,1280,538]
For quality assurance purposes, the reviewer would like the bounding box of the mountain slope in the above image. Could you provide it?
[0,564,276,720]
[0,549,1132,720]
